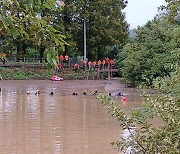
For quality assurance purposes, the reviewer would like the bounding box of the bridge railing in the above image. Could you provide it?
[1,57,118,71]
[7,57,45,64]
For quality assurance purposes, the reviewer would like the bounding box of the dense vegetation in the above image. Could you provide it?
[62,0,128,60]
[97,1,180,153]
[117,0,180,86]
[118,19,180,86]
[97,66,180,153]
[0,0,128,62]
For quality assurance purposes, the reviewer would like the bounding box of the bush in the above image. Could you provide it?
[97,66,180,153]
[118,20,180,86]
[27,48,40,58]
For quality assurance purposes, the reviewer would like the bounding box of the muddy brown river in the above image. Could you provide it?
[0,80,141,154]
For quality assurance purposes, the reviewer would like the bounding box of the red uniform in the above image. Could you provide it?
[74,64,79,69]
[65,55,69,61]
[105,57,110,63]
[57,63,62,69]
[110,59,114,65]
[81,59,85,64]
[97,60,101,65]
[59,55,64,61]
[93,61,96,67]
[102,60,106,65]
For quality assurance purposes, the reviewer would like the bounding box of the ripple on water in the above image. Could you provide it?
[0,80,141,154]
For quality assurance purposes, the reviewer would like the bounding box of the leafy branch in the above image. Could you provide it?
[96,86,180,154]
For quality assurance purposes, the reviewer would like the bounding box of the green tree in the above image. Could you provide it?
[160,0,180,23]
[119,18,180,86]
[61,0,80,56]
[105,45,122,60]
[63,0,128,60]
[97,64,180,153]
[0,0,66,67]
[97,3,180,153]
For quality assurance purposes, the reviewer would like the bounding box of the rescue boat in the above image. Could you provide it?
[51,75,64,81]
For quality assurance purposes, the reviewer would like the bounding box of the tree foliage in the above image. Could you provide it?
[0,0,65,45]
[160,0,180,23]
[97,65,180,153]
[63,0,128,60]
[118,18,180,86]
[0,0,66,67]
[102,4,180,152]
[0,0,128,63]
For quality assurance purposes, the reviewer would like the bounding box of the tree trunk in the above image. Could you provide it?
[22,43,27,55]
[40,47,45,63]
[16,44,21,62]
[64,44,68,55]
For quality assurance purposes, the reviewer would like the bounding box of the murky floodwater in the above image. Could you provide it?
[0,80,141,154]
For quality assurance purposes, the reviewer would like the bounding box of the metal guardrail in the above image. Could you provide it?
[0,57,118,72]
[0,63,45,68]
[7,57,45,64]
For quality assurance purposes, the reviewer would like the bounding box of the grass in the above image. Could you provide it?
[0,67,107,80]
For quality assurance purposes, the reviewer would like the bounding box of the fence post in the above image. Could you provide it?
[108,63,110,80]
[68,58,70,68]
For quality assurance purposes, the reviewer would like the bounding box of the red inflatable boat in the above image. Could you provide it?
[51,75,64,81]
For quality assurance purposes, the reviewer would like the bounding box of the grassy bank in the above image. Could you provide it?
[0,67,108,80]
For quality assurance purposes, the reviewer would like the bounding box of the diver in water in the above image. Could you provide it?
[92,90,98,96]
[116,92,123,97]
[72,92,78,96]
[83,92,87,95]
[35,90,40,95]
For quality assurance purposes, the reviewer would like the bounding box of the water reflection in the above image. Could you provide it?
[0,80,141,154]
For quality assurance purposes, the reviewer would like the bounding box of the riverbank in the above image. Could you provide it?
[0,67,108,80]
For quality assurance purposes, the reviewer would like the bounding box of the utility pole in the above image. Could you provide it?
[84,17,87,67]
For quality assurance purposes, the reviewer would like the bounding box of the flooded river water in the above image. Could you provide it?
[0,80,141,154]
